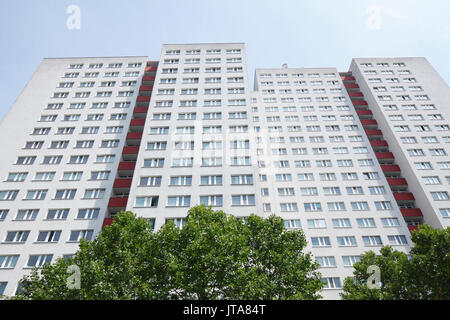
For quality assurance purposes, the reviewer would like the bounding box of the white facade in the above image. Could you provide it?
[0,56,148,296]
[2,45,447,299]
[350,58,450,229]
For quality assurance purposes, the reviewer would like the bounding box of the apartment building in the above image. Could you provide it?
[0,44,447,299]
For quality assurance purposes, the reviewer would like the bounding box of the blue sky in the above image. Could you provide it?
[1,0,449,121]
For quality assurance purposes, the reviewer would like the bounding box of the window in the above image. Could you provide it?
[4,231,29,243]
[284,219,301,230]
[135,196,159,208]
[311,237,331,247]
[169,176,192,186]
[230,175,253,185]
[199,195,223,207]
[167,196,191,207]
[143,158,165,168]
[139,176,162,187]
[0,255,19,269]
[332,218,351,228]
[342,256,361,267]
[202,157,222,167]
[0,209,9,221]
[388,235,408,245]
[232,194,255,206]
[24,189,47,200]
[6,172,28,182]
[337,236,357,247]
[77,208,100,220]
[46,209,69,220]
[304,202,322,212]
[431,191,450,201]
[36,231,61,243]
[316,257,336,268]
[26,255,53,268]
[381,217,400,227]
[357,218,376,228]
[200,175,223,186]
[362,236,383,246]
[69,230,94,242]
[327,202,346,211]
[95,155,115,163]
[351,202,369,211]
[83,189,105,199]
[54,189,76,200]
[69,155,89,164]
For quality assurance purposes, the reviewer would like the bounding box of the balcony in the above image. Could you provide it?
[344,83,359,89]
[126,131,143,146]
[356,109,373,118]
[108,197,128,210]
[133,107,149,118]
[381,164,400,173]
[408,225,419,232]
[394,192,415,201]
[347,92,364,99]
[142,75,155,85]
[113,178,132,189]
[400,208,423,217]
[102,218,114,229]
[365,129,383,137]
[145,66,158,72]
[352,100,368,106]
[375,152,394,159]
[387,178,408,186]
[118,161,136,176]
[360,119,378,129]
[130,118,146,131]
[139,85,153,94]
[341,76,355,82]
[122,146,139,161]
[137,95,151,102]
[113,178,132,194]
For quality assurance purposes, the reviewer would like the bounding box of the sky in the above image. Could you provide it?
[0,0,449,121]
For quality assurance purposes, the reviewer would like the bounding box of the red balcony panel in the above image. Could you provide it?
[387,178,408,186]
[341,76,355,81]
[408,225,419,232]
[348,92,363,97]
[126,131,143,140]
[139,85,153,92]
[133,107,149,114]
[345,83,359,89]
[376,152,394,159]
[108,197,128,208]
[130,119,146,126]
[136,96,151,102]
[394,192,415,201]
[352,100,368,106]
[381,164,400,172]
[118,161,136,171]
[357,109,373,115]
[360,119,377,125]
[123,146,139,154]
[365,129,383,136]
[102,218,114,229]
[142,75,155,82]
[401,208,423,217]
[371,140,388,147]
[113,178,132,188]
[145,66,158,72]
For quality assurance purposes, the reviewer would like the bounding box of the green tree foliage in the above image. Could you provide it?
[341,224,450,300]
[12,205,323,300]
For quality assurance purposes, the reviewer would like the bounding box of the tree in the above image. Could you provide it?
[12,205,323,300]
[341,224,450,300]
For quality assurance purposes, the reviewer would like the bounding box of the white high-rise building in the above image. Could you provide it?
[0,44,447,299]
